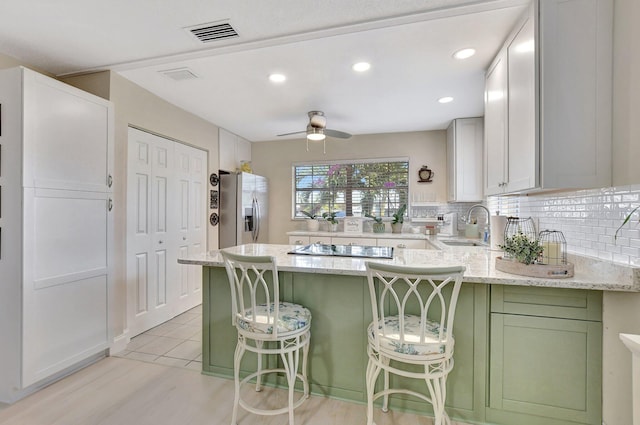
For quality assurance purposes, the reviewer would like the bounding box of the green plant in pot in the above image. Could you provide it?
[365,213,385,233]
[499,233,544,265]
[391,204,407,234]
[300,210,320,232]
[322,211,339,232]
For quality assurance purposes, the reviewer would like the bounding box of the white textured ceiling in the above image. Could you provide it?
[0,0,528,141]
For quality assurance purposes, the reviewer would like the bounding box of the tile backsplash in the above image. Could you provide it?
[487,183,640,266]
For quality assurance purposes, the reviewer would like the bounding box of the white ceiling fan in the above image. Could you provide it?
[278,111,352,153]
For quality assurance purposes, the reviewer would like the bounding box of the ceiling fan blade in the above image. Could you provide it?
[277,130,306,137]
[324,129,352,139]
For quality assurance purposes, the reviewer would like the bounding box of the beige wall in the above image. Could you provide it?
[61,71,219,349]
[0,53,52,76]
[251,131,447,244]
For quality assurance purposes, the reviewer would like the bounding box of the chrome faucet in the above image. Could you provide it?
[465,204,491,241]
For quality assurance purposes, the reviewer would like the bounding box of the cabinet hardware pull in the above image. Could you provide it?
[183,236,187,241]
[159,240,163,244]
[107,174,113,188]
[108,198,113,211]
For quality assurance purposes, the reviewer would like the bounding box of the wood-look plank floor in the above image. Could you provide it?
[0,357,470,425]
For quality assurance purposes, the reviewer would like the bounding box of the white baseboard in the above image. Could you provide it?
[108,329,130,355]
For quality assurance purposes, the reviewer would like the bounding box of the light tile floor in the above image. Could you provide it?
[115,304,202,371]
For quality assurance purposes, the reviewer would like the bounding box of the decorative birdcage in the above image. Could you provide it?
[503,217,537,241]
[538,230,567,266]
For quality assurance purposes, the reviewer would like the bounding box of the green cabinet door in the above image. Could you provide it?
[487,313,602,425]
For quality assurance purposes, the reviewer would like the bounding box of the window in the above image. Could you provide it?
[293,158,409,219]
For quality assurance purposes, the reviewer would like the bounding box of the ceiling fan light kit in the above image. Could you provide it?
[278,110,352,154]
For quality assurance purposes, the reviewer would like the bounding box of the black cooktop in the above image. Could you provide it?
[287,243,394,259]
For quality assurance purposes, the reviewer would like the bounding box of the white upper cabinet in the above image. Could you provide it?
[484,53,508,195]
[23,70,113,193]
[484,0,612,195]
[219,128,251,172]
[447,118,484,202]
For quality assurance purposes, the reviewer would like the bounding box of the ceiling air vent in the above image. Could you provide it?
[160,67,199,81]
[185,21,239,43]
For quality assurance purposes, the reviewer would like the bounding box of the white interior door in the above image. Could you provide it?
[127,128,176,336]
[127,128,206,337]
[175,143,207,312]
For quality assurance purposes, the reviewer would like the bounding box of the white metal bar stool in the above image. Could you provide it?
[221,251,311,425]
[364,262,466,425]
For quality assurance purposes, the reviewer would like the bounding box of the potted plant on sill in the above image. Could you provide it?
[365,213,385,233]
[300,210,320,232]
[323,211,339,232]
[391,204,407,234]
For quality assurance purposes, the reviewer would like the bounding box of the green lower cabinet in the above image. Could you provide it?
[202,267,603,425]
[487,288,603,425]
[202,267,488,423]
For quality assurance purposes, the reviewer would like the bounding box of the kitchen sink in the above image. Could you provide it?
[440,240,487,247]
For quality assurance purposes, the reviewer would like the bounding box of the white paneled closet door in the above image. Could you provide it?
[175,143,207,313]
[127,128,206,337]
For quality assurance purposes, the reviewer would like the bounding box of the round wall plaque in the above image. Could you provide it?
[209,173,219,186]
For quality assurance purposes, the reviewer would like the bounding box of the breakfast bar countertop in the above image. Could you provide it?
[179,242,640,292]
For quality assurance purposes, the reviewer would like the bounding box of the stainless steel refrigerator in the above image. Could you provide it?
[219,172,269,248]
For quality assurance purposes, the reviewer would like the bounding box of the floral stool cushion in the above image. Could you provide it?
[368,314,448,356]
[237,302,311,335]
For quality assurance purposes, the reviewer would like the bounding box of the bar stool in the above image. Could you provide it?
[221,251,311,425]
[364,262,466,425]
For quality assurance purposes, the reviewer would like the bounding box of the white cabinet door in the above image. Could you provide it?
[219,128,252,173]
[127,128,176,336]
[447,118,484,202]
[219,128,236,172]
[539,0,612,189]
[22,188,110,387]
[235,136,252,166]
[23,69,113,192]
[484,53,508,196]
[331,236,377,246]
[289,236,310,245]
[506,13,537,193]
[309,236,331,244]
[375,238,426,249]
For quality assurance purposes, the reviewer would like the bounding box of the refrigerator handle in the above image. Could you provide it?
[253,197,261,242]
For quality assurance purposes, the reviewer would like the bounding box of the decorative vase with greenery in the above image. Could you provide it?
[300,210,320,231]
[391,204,407,234]
[499,233,544,265]
[365,213,385,233]
[323,211,339,232]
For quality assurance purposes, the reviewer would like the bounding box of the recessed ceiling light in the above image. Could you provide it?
[438,96,454,104]
[352,62,371,72]
[269,73,286,83]
[453,48,476,60]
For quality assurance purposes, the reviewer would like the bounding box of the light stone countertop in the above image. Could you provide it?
[179,242,640,292]
[286,230,443,240]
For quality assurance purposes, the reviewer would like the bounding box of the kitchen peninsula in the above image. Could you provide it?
[179,243,638,425]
